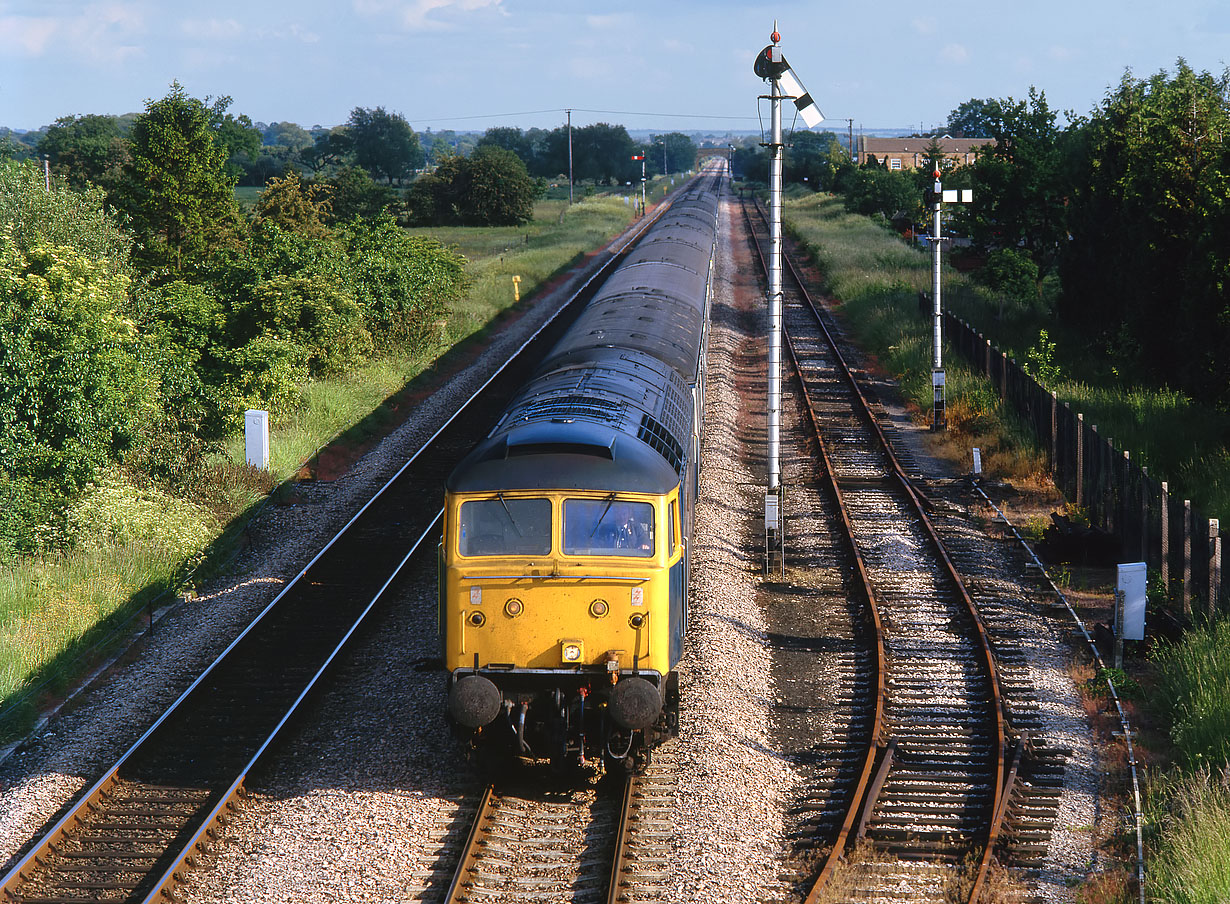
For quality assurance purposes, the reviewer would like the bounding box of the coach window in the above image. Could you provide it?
[459,496,552,556]
[564,498,655,557]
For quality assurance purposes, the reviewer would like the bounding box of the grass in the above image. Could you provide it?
[1144,767,1230,904]
[781,192,1048,481]
[0,189,647,743]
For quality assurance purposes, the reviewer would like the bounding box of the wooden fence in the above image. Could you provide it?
[946,313,1224,621]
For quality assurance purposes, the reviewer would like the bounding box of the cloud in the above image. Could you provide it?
[0,15,58,55]
[911,16,937,36]
[0,3,145,62]
[353,0,506,31]
[940,43,969,64]
[180,18,244,40]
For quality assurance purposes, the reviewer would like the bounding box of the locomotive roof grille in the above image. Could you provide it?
[518,394,624,424]
[638,414,684,473]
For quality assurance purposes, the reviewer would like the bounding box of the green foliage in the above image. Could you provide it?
[0,241,153,494]
[36,114,131,193]
[785,131,844,190]
[838,164,923,220]
[1151,617,1230,767]
[117,82,244,272]
[409,146,539,226]
[346,106,424,184]
[318,166,398,222]
[1060,61,1230,408]
[979,248,1040,311]
[1145,768,1230,903]
[1024,329,1063,387]
[0,158,133,279]
[252,172,333,240]
[240,274,371,376]
[339,215,467,351]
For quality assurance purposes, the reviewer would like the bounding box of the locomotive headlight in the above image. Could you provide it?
[504,598,524,618]
[589,599,609,619]
[561,641,584,664]
[467,611,486,628]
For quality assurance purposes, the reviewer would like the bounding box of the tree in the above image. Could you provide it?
[36,114,131,193]
[319,166,398,222]
[208,96,262,181]
[253,172,333,240]
[656,132,698,176]
[785,131,843,189]
[0,158,132,279]
[298,127,352,173]
[263,121,313,152]
[346,106,424,184]
[410,146,538,227]
[117,82,244,272]
[1059,61,1230,404]
[572,123,636,184]
[947,98,999,138]
[962,89,1069,270]
[338,215,467,352]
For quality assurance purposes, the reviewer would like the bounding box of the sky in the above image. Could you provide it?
[3,0,1230,136]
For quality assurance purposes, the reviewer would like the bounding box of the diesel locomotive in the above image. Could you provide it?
[439,162,723,770]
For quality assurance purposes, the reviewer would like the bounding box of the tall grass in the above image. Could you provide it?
[1144,768,1230,904]
[1149,617,1230,767]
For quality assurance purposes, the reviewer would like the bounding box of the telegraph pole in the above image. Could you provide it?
[566,109,574,204]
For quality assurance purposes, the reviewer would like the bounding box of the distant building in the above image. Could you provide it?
[857,135,991,171]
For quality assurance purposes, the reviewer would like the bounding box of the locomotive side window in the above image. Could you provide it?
[459,496,552,556]
[564,498,655,557]
[668,500,677,554]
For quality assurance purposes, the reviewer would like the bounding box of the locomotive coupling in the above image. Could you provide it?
[609,676,663,730]
[448,675,502,728]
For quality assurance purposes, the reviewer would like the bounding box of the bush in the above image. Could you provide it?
[339,215,467,352]
[0,241,154,495]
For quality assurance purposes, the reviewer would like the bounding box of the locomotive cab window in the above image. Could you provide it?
[564,498,655,557]
[459,496,552,556]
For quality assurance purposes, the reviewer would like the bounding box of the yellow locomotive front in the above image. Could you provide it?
[440,478,687,769]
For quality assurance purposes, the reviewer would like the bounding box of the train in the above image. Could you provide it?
[438,161,723,771]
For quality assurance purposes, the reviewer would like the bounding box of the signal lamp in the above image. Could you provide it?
[589,599,609,618]
[504,598,524,618]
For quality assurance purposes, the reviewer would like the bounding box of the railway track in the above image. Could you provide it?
[0,201,679,904]
[438,749,680,904]
[740,196,1040,903]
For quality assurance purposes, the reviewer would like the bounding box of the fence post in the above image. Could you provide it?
[1076,413,1085,508]
[1161,480,1170,601]
[1183,499,1193,618]
[1000,351,1009,401]
[1210,519,1222,620]
[985,336,992,376]
[1050,392,1058,477]
[1140,467,1149,563]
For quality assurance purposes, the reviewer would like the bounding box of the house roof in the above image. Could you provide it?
[860,136,992,156]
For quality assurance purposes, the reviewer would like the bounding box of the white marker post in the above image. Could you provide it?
[245,409,270,469]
